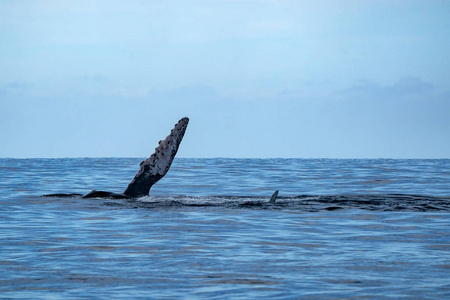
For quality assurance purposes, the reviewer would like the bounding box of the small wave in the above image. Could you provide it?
[41,193,450,212]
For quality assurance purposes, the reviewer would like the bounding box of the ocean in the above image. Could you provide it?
[1,158,449,299]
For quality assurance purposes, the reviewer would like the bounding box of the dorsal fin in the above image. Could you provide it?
[123,117,189,198]
[269,190,279,204]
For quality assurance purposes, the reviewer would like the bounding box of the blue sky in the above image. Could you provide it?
[1,0,449,158]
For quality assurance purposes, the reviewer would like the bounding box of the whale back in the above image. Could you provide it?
[123,117,189,198]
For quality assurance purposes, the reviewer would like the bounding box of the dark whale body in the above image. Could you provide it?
[82,190,130,199]
[45,117,189,199]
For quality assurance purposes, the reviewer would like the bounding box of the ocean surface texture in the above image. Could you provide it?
[1,158,449,299]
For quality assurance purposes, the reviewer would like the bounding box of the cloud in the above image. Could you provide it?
[74,73,110,83]
[390,77,434,94]
[0,81,34,96]
[7,81,33,90]
[105,85,218,100]
[163,85,217,99]
[342,77,435,99]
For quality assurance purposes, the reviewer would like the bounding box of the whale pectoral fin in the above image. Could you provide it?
[269,190,279,204]
[123,117,189,198]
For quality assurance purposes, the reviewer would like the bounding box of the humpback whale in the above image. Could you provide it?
[45,117,189,199]
[45,117,280,203]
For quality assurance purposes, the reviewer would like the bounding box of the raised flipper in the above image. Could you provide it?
[269,190,279,204]
[123,117,189,198]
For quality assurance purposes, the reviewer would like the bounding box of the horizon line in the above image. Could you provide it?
[1,156,449,160]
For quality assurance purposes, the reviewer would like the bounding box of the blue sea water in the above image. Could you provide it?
[1,158,449,299]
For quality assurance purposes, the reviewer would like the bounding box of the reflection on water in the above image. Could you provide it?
[1,158,450,197]
[0,158,449,298]
[1,199,449,299]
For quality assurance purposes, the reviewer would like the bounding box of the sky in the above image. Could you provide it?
[1,0,449,158]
